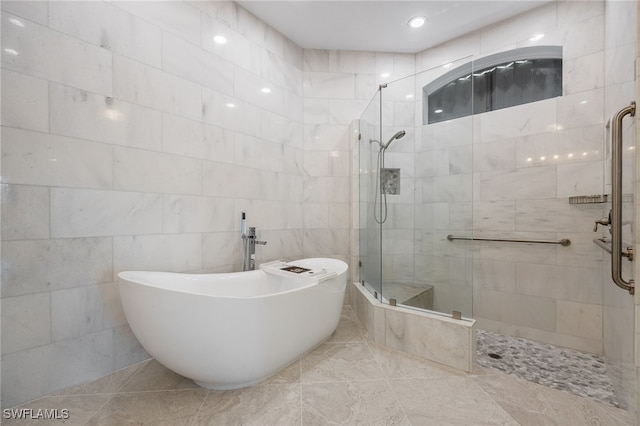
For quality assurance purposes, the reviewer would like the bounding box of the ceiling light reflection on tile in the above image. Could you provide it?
[529,33,544,42]
[213,35,228,45]
[4,48,18,56]
[104,109,122,121]
[261,87,271,94]
[408,16,426,28]
[9,18,24,27]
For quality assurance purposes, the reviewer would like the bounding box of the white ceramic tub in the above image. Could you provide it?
[118,258,348,389]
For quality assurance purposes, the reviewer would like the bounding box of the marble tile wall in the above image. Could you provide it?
[411,1,620,357]
[0,0,313,408]
[303,49,415,268]
[303,50,415,287]
[350,1,631,362]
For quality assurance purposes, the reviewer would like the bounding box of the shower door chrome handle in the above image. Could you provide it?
[611,101,635,295]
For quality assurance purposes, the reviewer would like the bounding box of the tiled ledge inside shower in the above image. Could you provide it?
[349,282,476,373]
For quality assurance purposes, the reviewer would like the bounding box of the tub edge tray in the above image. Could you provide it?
[259,260,337,283]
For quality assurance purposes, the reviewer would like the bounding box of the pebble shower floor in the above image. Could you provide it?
[476,329,619,407]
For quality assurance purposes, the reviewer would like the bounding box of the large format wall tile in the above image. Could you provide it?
[48,1,162,67]
[2,127,113,189]
[0,0,313,409]
[2,292,51,355]
[2,13,112,95]
[113,146,202,195]
[113,55,202,121]
[113,234,203,276]
[1,184,50,241]
[163,32,234,96]
[2,238,113,298]
[1,69,48,131]
[50,189,163,238]
[50,83,163,150]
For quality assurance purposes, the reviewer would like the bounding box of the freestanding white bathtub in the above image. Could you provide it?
[118,258,347,389]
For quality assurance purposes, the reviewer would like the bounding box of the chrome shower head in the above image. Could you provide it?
[382,130,406,150]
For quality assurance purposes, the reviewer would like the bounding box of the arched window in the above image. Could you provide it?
[424,46,563,124]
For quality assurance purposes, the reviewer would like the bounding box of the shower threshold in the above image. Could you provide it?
[476,329,619,408]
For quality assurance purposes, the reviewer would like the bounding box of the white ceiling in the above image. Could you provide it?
[238,1,550,53]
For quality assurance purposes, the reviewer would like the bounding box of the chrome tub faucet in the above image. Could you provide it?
[241,213,267,271]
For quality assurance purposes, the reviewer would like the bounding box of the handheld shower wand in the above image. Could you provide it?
[371,130,406,224]
[381,130,406,150]
[369,130,406,151]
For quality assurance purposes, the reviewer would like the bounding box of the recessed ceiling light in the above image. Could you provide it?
[226,103,236,108]
[380,72,390,78]
[261,87,271,93]
[213,35,227,45]
[408,16,426,28]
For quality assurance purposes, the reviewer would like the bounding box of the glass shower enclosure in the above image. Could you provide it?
[358,57,474,318]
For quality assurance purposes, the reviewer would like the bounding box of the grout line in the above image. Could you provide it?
[384,377,412,426]
[81,359,152,425]
[299,357,303,426]
[191,388,211,424]
[82,392,116,426]
[113,359,153,393]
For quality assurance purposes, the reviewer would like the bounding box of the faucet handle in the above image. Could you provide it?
[593,210,611,232]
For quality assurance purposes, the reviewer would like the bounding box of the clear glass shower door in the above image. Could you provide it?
[358,58,474,319]
[358,92,382,299]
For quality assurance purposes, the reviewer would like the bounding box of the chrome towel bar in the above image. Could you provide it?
[447,235,570,247]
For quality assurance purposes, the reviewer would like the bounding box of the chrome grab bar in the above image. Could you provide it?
[447,235,570,246]
[610,101,635,295]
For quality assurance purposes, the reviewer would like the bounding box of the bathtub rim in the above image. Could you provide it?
[117,257,348,300]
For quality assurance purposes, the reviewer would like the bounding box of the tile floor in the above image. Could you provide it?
[476,329,618,407]
[5,307,633,425]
